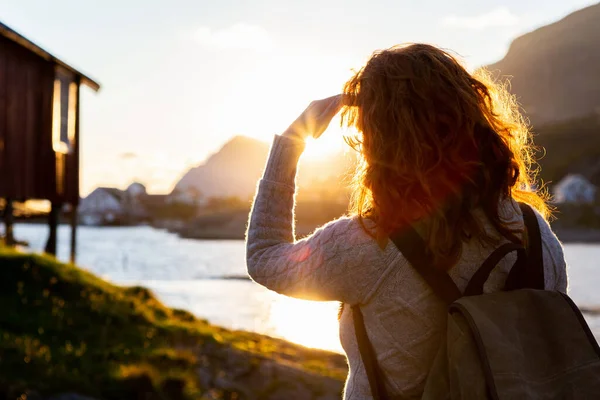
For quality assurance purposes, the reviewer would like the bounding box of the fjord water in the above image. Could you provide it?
[14,224,600,352]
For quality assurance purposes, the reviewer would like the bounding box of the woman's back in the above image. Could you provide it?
[338,200,567,399]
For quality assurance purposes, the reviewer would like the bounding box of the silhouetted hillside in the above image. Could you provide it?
[174,136,270,199]
[487,3,600,125]
[173,136,355,201]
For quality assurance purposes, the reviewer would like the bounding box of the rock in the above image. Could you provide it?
[192,343,344,400]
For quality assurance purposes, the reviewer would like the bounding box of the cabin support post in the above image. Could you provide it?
[45,202,60,256]
[70,204,77,263]
[4,198,15,246]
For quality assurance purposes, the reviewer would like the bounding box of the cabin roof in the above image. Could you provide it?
[0,21,100,91]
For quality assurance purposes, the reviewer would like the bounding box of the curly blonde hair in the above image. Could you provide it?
[341,44,548,269]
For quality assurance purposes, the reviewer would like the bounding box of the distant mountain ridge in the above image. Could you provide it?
[172,136,354,200]
[486,3,600,125]
[173,136,270,199]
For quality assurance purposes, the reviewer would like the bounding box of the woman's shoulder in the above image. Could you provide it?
[309,214,376,242]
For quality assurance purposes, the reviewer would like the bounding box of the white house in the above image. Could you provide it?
[79,182,152,225]
[79,187,126,225]
[552,174,597,204]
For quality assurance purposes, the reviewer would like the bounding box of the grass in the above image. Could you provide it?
[0,248,346,399]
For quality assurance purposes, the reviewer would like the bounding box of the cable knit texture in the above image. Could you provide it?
[246,134,569,400]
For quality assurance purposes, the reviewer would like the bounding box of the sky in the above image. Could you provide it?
[1,0,597,195]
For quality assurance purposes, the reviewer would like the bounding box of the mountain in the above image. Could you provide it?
[173,136,270,199]
[172,136,355,200]
[486,3,600,125]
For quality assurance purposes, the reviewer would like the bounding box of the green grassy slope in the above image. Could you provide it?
[0,249,346,400]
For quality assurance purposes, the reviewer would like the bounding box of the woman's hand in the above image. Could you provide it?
[282,95,343,141]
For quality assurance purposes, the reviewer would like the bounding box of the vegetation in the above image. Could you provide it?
[552,203,600,230]
[0,249,346,399]
[199,197,249,214]
[533,114,600,187]
[144,201,199,222]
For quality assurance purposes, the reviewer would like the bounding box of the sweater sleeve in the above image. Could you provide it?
[245,135,384,304]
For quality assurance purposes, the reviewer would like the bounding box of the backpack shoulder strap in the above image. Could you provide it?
[505,203,545,290]
[520,203,545,287]
[464,243,526,296]
[390,226,462,304]
[351,305,389,400]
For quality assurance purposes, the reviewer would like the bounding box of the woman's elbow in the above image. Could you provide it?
[245,245,265,283]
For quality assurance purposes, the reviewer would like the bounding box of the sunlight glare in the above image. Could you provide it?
[302,116,346,160]
[269,294,342,352]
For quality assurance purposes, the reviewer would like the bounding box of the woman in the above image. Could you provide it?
[245,44,568,399]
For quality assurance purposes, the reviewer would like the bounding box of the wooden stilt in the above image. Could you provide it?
[45,202,59,256]
[4,198,15,246]
[70,204,77,263]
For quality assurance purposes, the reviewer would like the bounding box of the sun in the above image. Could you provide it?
[301,116,347,160]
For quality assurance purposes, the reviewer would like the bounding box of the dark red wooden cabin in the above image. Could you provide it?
[0,21,100,261]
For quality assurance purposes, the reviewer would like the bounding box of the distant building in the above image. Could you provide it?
[78,183,189,225]
[79,183,155,225]
[552,174,597,204]
[79,187,128,225]
[126,182,147,198]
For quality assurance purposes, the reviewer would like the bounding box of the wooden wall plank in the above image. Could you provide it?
[0,38,7,195]
[64,78,80,204]
[34,60,55,201]
[0,38,57,201]
[5,42,23,198]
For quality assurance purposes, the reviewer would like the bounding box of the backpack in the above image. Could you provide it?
[352,203,600,399]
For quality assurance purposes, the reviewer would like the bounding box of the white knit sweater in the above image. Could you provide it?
[246,134,569,399]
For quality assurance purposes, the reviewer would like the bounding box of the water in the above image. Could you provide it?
[12,223,600,353]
